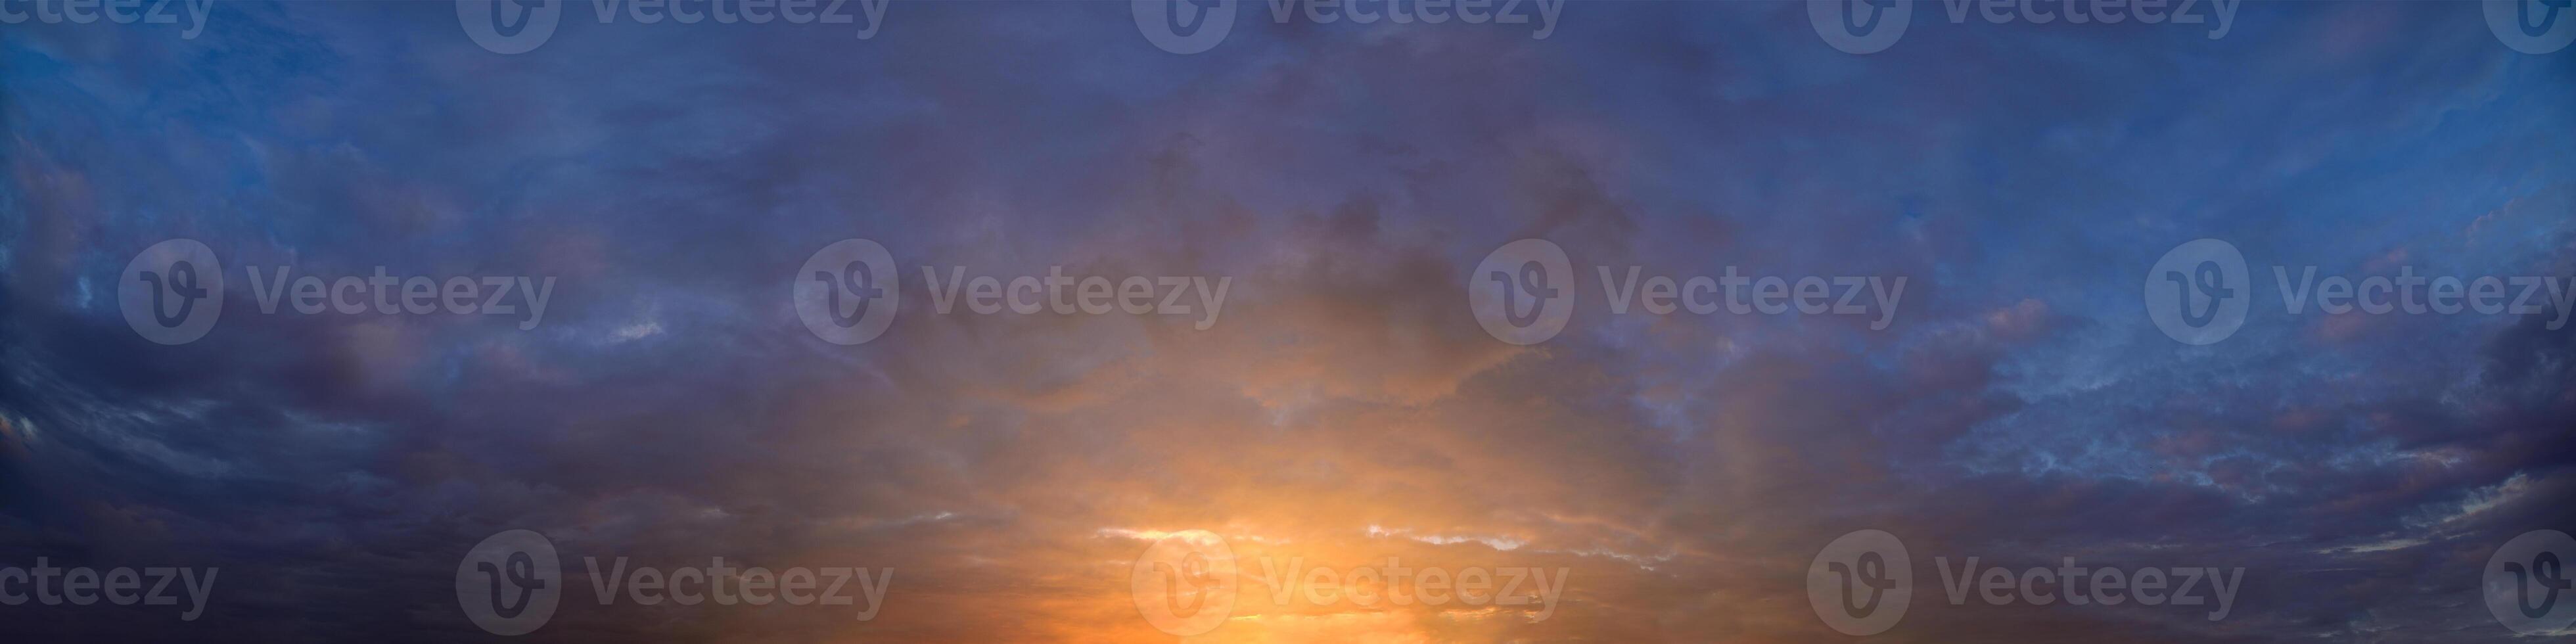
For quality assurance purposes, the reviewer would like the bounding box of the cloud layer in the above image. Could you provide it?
[2,1,2572,641]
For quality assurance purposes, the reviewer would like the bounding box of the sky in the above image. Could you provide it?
[2,0,2573,641]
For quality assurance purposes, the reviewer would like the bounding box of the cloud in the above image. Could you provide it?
[1,1,2570,641]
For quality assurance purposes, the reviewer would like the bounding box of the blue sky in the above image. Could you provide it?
[3,1,2573,641]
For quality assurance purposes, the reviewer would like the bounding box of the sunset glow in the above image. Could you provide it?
[5,1,2575,641]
